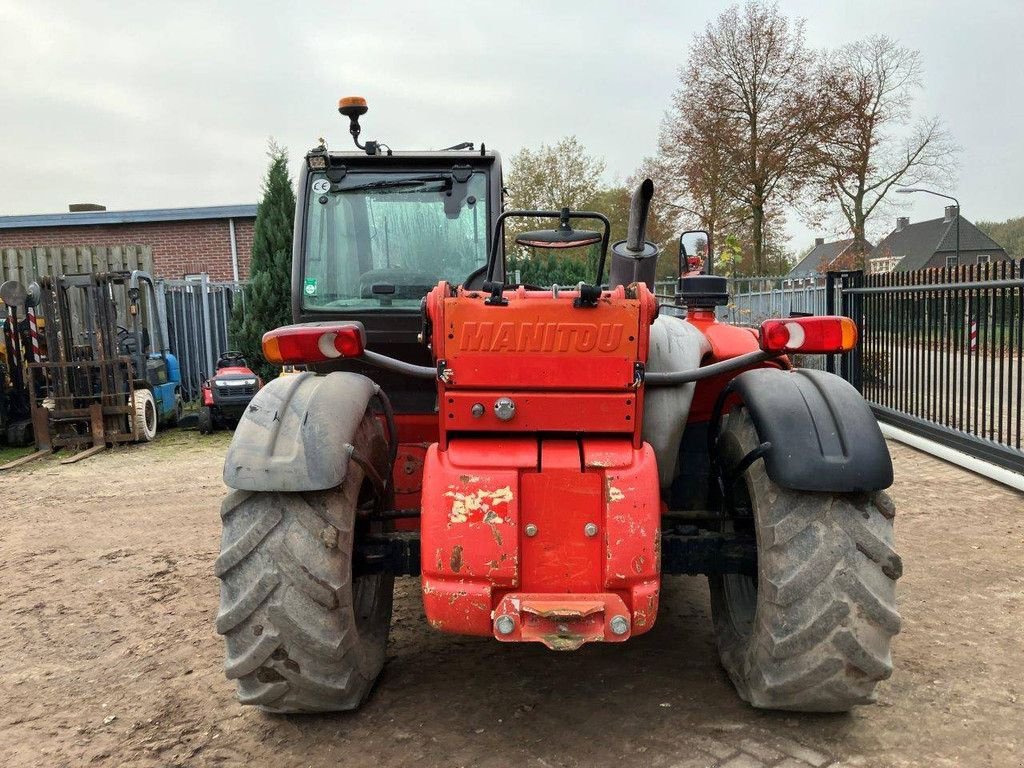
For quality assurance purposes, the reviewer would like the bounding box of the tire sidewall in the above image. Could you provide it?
[134,388,158,442]
[708,410,766,689]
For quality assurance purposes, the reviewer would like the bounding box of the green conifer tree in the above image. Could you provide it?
[231,141,295,382]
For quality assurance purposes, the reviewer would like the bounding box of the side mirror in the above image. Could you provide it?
[0,279,28,309]
[679,230,713,276]
[26,281,42,308]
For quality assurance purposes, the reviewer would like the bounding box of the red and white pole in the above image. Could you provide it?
[969,316,978,353]
[26,305,41,362]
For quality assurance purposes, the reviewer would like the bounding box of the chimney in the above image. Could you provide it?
[69,203,106,212]
[814,237,825,247]
[944,205,957,223]
[896,216,909,232]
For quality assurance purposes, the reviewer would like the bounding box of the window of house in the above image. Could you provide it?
[976,254,991,264]
[869,256,897,274]
[945,256,958,269]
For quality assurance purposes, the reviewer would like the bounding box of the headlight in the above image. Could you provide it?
[218,378,258,387]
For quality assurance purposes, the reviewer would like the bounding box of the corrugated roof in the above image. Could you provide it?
[0,204,257,230]
[871,215,1007,271]
[787,238,861,278]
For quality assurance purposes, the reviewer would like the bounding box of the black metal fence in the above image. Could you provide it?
[829,261,1024,473]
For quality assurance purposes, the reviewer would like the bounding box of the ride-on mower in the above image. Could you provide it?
[216,98,900,714]
[198,352,262,434]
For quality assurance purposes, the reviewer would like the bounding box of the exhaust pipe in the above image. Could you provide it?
[626,178,654,252]
[610,179,659,290]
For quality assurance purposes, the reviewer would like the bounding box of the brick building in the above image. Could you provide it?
[0,205,257,281]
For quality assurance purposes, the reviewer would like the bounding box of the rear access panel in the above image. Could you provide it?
[519,441,602,593]
[419,438,532,635]
[420,436,661,647]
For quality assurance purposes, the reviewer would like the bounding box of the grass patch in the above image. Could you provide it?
[0,444,35,465]
[143,426,233,458]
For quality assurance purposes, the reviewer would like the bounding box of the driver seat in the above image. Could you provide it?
[217,352,247,370]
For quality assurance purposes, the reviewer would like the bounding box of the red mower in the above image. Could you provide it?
[198,352,262,434]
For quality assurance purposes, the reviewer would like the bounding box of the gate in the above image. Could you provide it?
[830,261,1024,474]
[159,276,244,401]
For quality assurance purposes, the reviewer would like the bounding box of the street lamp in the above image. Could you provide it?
[896,187,960,268]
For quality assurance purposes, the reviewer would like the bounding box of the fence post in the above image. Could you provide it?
[200,273,214,376]
[825,272,837,373]
[848,270,865,391]
[155,280,170,354]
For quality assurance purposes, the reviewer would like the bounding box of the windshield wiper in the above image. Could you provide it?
[338,175,453,193]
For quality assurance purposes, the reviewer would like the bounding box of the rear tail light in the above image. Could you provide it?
[759,316,858,354]
[262,323,367,364]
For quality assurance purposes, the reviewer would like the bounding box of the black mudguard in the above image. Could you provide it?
[728,368,893,493]
[223,371,379,492]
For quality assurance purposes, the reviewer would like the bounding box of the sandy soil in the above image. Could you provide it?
[0,430,1022,768]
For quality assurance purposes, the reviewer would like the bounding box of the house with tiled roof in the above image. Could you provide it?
[868,206,1009,274]
[786,237,872,278]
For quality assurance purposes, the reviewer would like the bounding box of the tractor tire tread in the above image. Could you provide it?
[216,416,393,713]
[710,408,902,712]
[214,505,282,577]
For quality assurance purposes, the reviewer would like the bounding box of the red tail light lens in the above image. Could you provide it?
[759,316,858,354]
[262,323,366,365]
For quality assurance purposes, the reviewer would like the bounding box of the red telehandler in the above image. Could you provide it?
[215,98,900,714]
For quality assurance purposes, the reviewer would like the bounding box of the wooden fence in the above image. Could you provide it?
[1,245,154,286]
[2,245,157,342]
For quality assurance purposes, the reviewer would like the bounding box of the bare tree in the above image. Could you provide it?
[642,80,750,265]
[683,1,825,273]
[818,35,958,258]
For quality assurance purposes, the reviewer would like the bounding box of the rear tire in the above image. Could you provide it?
[133,388,158,442]
[198,406,214,435]
[709,407,902,712]
[215,413,394,713]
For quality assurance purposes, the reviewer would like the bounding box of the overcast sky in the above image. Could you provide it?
[2,0,1022,252]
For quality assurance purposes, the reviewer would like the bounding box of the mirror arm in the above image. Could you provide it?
[486,209,612,286]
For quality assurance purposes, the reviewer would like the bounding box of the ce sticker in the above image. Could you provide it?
[311,179,331,194]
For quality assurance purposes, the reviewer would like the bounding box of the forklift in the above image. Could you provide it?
[1,270,182,469]
[0,279,37,447]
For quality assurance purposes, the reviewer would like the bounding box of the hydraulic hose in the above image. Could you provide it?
[644,350,780,387]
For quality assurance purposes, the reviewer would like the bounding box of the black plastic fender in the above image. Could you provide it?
[726,368,893,493]
[223,371,379,492]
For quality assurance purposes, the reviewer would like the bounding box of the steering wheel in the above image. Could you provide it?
[463,264,488,290]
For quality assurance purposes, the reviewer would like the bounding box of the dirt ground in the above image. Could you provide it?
[1,431,1022,768]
